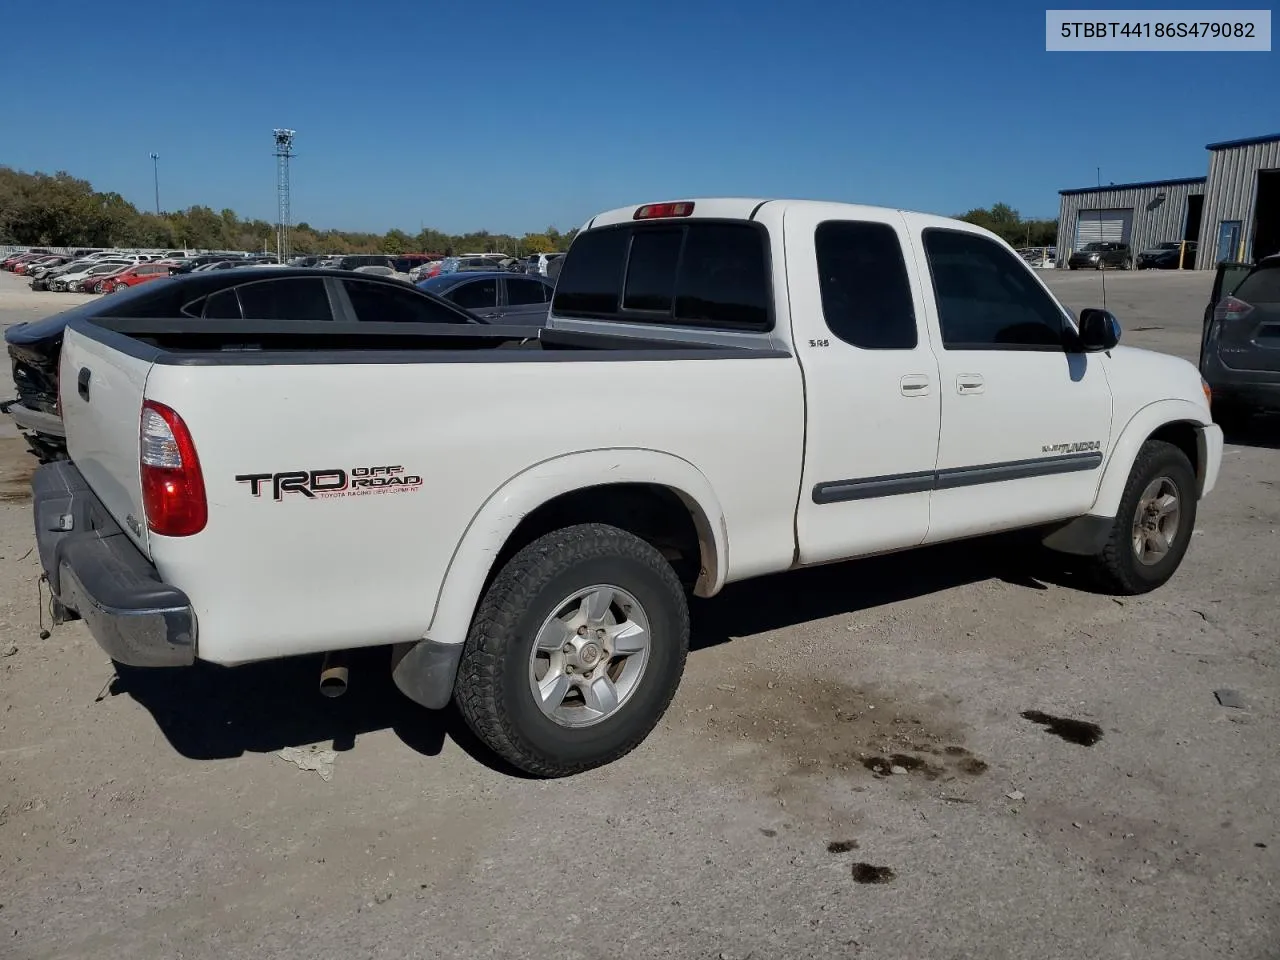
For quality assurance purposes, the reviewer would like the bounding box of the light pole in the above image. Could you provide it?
[149,152,160,215]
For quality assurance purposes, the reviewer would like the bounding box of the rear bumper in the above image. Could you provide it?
[1203,355,1280,410]
[2,399,65,437]
[33,461,196,667]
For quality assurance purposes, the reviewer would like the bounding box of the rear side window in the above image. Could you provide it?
[204,288,241,319]
[449,278,498,310]
[343,279,470,324]
[815,221,917,349]
[506,278,549,305]
[237,278,333,321]
[553,221,770,331]
[1234,265,1280,302]
[924,229,1067,350]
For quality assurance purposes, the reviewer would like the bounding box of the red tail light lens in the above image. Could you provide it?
[1214,295,1253,325]
[140,399,207,537]
[634,201,695,220]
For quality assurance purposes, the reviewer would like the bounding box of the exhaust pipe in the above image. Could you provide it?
[319,651,349,698]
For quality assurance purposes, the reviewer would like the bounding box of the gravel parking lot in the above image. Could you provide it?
[0,269,1276,960]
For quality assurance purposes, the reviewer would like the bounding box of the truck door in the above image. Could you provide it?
[785,207,942,563]
[914,224,1114,541]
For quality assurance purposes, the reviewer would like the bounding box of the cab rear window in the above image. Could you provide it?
[552,221,771,331]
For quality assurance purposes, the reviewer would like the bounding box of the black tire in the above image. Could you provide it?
[454,522,690,777]
[1087,439,1197,595]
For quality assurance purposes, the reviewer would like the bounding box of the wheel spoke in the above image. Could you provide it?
[1148,528,1171,558]
[609,620,648,656]
[1154,493,1178,518]
[535,616,575,652]
[582,675,620,716]
[537,670,572,710]
[579,588,614,626]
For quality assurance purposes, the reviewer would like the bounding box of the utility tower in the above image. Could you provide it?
[273,128,296,263]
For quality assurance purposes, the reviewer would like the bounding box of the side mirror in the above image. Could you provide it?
[1078,308,1121,352]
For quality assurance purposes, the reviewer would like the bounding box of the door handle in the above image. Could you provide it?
[899,374,931,397]
[77,367,91,401]
[957,374,985,395]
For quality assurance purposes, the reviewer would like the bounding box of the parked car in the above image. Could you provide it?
[2,267,495,462]
[51,261,132,292]
[31,258,101,290]
[523,252,564,276]
[27,256,72,279]
[100,262,176,293]
[354,264,414,283]
[1068,242,1133,270]
[417,270,553,322]
[1137,241,1197,270]
[15,255,63,276]
[3,252,48,272]
[31,197,1223,778]
[335,254,396,271]
[1199,254,1280,429]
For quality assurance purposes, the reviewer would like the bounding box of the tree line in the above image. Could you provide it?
[0,166,577,256]
[956,202,1058,248]
[1,166,1056,257]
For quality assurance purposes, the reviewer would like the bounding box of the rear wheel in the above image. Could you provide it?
[1087,439,1197,594]
[454,522,690,777]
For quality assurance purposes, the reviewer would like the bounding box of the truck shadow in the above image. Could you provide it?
[1219,414,1280,451]
[689,530,1068,648]
[110,531,1073,773]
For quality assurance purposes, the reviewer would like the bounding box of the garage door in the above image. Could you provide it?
[1074,208,1134,248]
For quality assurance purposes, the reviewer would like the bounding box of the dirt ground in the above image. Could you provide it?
[0,269,1276,960]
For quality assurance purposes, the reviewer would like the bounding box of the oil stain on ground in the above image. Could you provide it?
[827,839,859,853]
[681,675,990,822]
[851,863,895,884]
[1021,710,1104,746]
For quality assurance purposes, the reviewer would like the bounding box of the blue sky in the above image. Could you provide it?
[3,0,1274,235]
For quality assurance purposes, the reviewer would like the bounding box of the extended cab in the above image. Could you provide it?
[33,198,1223,777]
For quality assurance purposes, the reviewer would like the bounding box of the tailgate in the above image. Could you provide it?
[59,325,153,558]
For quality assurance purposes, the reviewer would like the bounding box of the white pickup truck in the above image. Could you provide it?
[33,198,1223,777]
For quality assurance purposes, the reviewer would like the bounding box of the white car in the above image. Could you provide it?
[37,197,1222,777]
[353,264,413,283]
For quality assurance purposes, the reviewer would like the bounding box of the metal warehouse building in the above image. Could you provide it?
[1056,133,1280,270]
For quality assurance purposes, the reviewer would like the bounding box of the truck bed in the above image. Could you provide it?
[74,317,789,365]
[58,316,806,665]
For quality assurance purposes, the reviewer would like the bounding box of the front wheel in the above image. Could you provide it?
[1087,439,1197,595]
[454,522,690,777]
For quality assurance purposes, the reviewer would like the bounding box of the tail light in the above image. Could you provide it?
[140,399,207,537]
[1213,295,1253,325]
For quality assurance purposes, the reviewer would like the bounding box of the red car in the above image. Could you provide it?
[15,255,63,276]
[3,252,48,271]
[99,262,175,293]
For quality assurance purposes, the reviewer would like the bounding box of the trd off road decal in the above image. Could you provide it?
[235,466,423,501]
[1040,440,1101,455]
